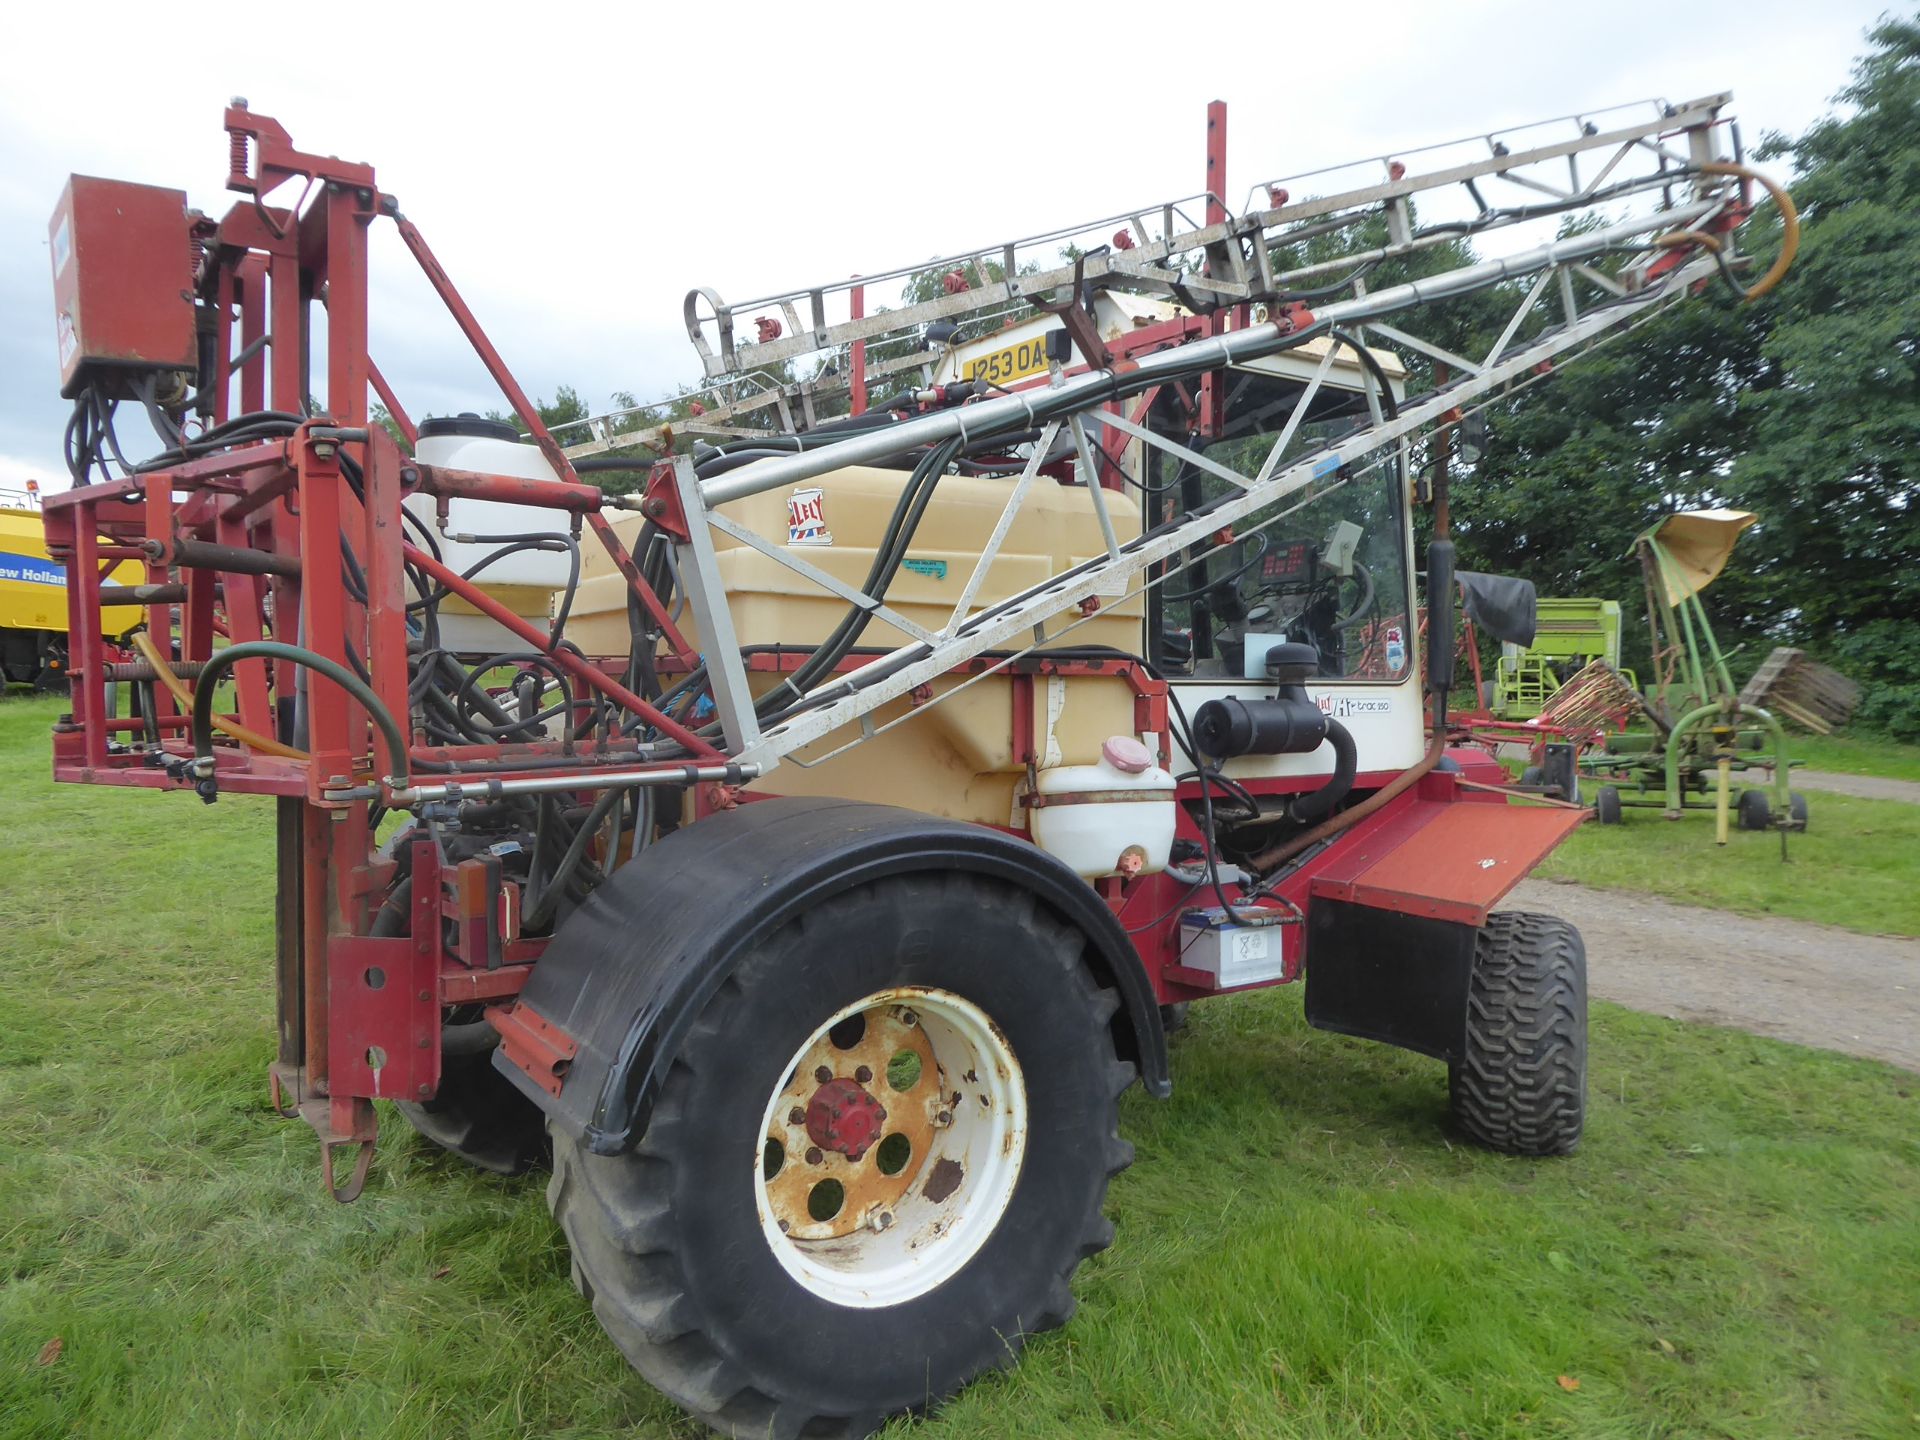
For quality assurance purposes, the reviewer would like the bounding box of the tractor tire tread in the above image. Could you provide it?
[547,872,1133,1439]
[396,1052,551,1176]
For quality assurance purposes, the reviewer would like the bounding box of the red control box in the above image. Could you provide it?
[48,176,196,399]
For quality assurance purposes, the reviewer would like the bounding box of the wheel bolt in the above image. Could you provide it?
[814,1065,833,1083]
[805,1146,823,1165]
[854,1065,873,1083]
[895,1007,918,1027]
[866,1207,895,1233]
[934,1110,952,1127]
[788,1107,805,1125]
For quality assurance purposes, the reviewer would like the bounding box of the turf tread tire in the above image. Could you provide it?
[1448,911,1586,1157]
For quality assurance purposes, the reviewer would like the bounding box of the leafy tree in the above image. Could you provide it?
[1455,299,1772,679]
[1445,17,1920,730]
[1733,16,1920,734]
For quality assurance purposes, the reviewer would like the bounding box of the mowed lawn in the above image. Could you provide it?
[1534,788,1920,938]
[1,695,1916,1440]
[1790,731,1920,784]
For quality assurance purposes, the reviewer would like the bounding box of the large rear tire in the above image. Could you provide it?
[1449,912,1586,1156]
[372,874,551,1175]
[548,871,1133,1438]
[397,1047,551,1175]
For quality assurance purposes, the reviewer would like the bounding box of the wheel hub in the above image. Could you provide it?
[805,1077,887,1160]
[754,987,1030,1307]
[760,1003,941,1242]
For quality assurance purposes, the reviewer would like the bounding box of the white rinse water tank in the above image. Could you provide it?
[405,414,573,654]
[1029,735,1177,879]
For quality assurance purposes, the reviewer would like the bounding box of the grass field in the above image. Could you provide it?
[1788,731,1920,783]
[3,694,1917,1439]
[1535,788,1920,938]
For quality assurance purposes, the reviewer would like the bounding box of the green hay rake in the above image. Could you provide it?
[1581,510,1804,845]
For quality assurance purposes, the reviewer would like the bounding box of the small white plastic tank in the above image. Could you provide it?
[405,414,573,654]
[1030,735,1177,879]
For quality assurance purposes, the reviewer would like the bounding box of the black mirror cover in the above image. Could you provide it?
[1455,570,1538,648]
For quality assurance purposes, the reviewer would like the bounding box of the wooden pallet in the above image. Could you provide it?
[1739,647,1860,733]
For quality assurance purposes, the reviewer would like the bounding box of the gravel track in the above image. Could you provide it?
[1779,769,1920,804]
[1503,878,1920,1072]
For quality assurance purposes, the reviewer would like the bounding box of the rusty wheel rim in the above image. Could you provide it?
[753,986,1026,1308]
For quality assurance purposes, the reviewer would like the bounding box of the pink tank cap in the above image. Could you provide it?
[1101,735,1153,774]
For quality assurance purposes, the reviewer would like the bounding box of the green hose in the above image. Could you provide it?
[191,640,410,787]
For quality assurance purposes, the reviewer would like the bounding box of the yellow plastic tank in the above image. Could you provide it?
[569,463,1153,827]
[571,462,1145,655]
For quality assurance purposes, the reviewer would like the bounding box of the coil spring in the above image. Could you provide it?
[229,128,248,179]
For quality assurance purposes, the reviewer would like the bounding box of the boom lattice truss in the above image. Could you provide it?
[401,93,1762,803]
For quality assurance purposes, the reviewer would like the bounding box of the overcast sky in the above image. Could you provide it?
[0,0,1892,493]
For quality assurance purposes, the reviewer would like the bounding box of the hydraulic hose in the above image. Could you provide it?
[131,630,308,760]
[522,783,627,930]
[1657,162,1798,302]
[1701,160,1799,300]
[190,640,410,786]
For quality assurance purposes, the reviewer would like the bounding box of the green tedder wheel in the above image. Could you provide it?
[1593,785,1623,825]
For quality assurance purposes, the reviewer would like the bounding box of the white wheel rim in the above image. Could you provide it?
[752,986,1027,1309]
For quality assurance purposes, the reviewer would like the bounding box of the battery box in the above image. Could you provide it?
[1177,907,1295,988]
[49,176,196,399]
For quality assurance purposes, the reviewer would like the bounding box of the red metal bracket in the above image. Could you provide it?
[1307,786,1587,927]
[638,461,692,542]
[327,932,440,1102]
[487,1003,579,1098]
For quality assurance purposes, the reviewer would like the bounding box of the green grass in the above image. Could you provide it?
[1788,731,1920,783]
[2,694,1917,1439]
[1536,790,1920,938]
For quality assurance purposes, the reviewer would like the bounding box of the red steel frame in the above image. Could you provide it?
[41,107,1582,1198]
[41,107,715,1197]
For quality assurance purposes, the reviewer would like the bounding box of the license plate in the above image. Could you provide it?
[961,334,1053,387]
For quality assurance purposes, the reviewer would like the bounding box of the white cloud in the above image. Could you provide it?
[0,451,59,494]
[0,0,1889,469]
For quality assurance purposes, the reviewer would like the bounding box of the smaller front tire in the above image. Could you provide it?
[1593,785,1622,825]
[373,873,550,1176]
[1449,912,1586,1157]
[1737,788,1772,831]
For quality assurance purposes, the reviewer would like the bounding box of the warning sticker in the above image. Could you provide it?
[787,487,831,545]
